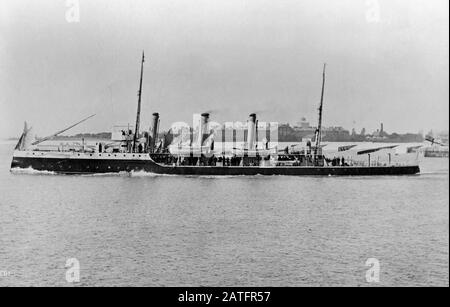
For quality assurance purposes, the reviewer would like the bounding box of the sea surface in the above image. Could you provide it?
[0,141,448,286]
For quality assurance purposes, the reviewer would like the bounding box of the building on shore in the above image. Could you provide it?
[278,117,350,142]
[278,119,424,143]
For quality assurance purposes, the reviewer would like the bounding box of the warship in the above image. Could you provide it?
[10,53,420,176]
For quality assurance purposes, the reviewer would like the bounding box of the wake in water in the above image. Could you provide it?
[129,170,174,178]
[10,167,56,176]
[9,166,447,178]
[130,170,273,179]
[9,167,255,178]
[416,170,449,176]
[10,167,130,177]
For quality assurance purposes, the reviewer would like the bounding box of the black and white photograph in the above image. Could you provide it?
[0,0,448,291]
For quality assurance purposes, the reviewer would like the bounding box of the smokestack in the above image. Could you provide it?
[198,113,210,146]
[150,112,159,152]
[247,113,256,150]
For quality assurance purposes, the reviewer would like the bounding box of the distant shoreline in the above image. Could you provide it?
[39,131,430,144]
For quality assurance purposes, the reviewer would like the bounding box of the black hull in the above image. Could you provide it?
[11,155,420,176]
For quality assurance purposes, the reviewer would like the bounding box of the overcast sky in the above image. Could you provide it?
[0,0,448,138]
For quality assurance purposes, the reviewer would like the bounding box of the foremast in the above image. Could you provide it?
[314,63,326,157]
[132,51,145,153]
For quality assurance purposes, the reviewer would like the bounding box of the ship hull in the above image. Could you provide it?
[11,152,420,176]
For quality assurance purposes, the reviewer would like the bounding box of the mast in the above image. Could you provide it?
[315,63,326,156]
[132,51,145,152]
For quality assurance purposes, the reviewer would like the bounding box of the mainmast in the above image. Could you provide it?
[315,63,326,156]
[132,51,145,152]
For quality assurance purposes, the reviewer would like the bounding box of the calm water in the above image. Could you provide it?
[0,141,448,286]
